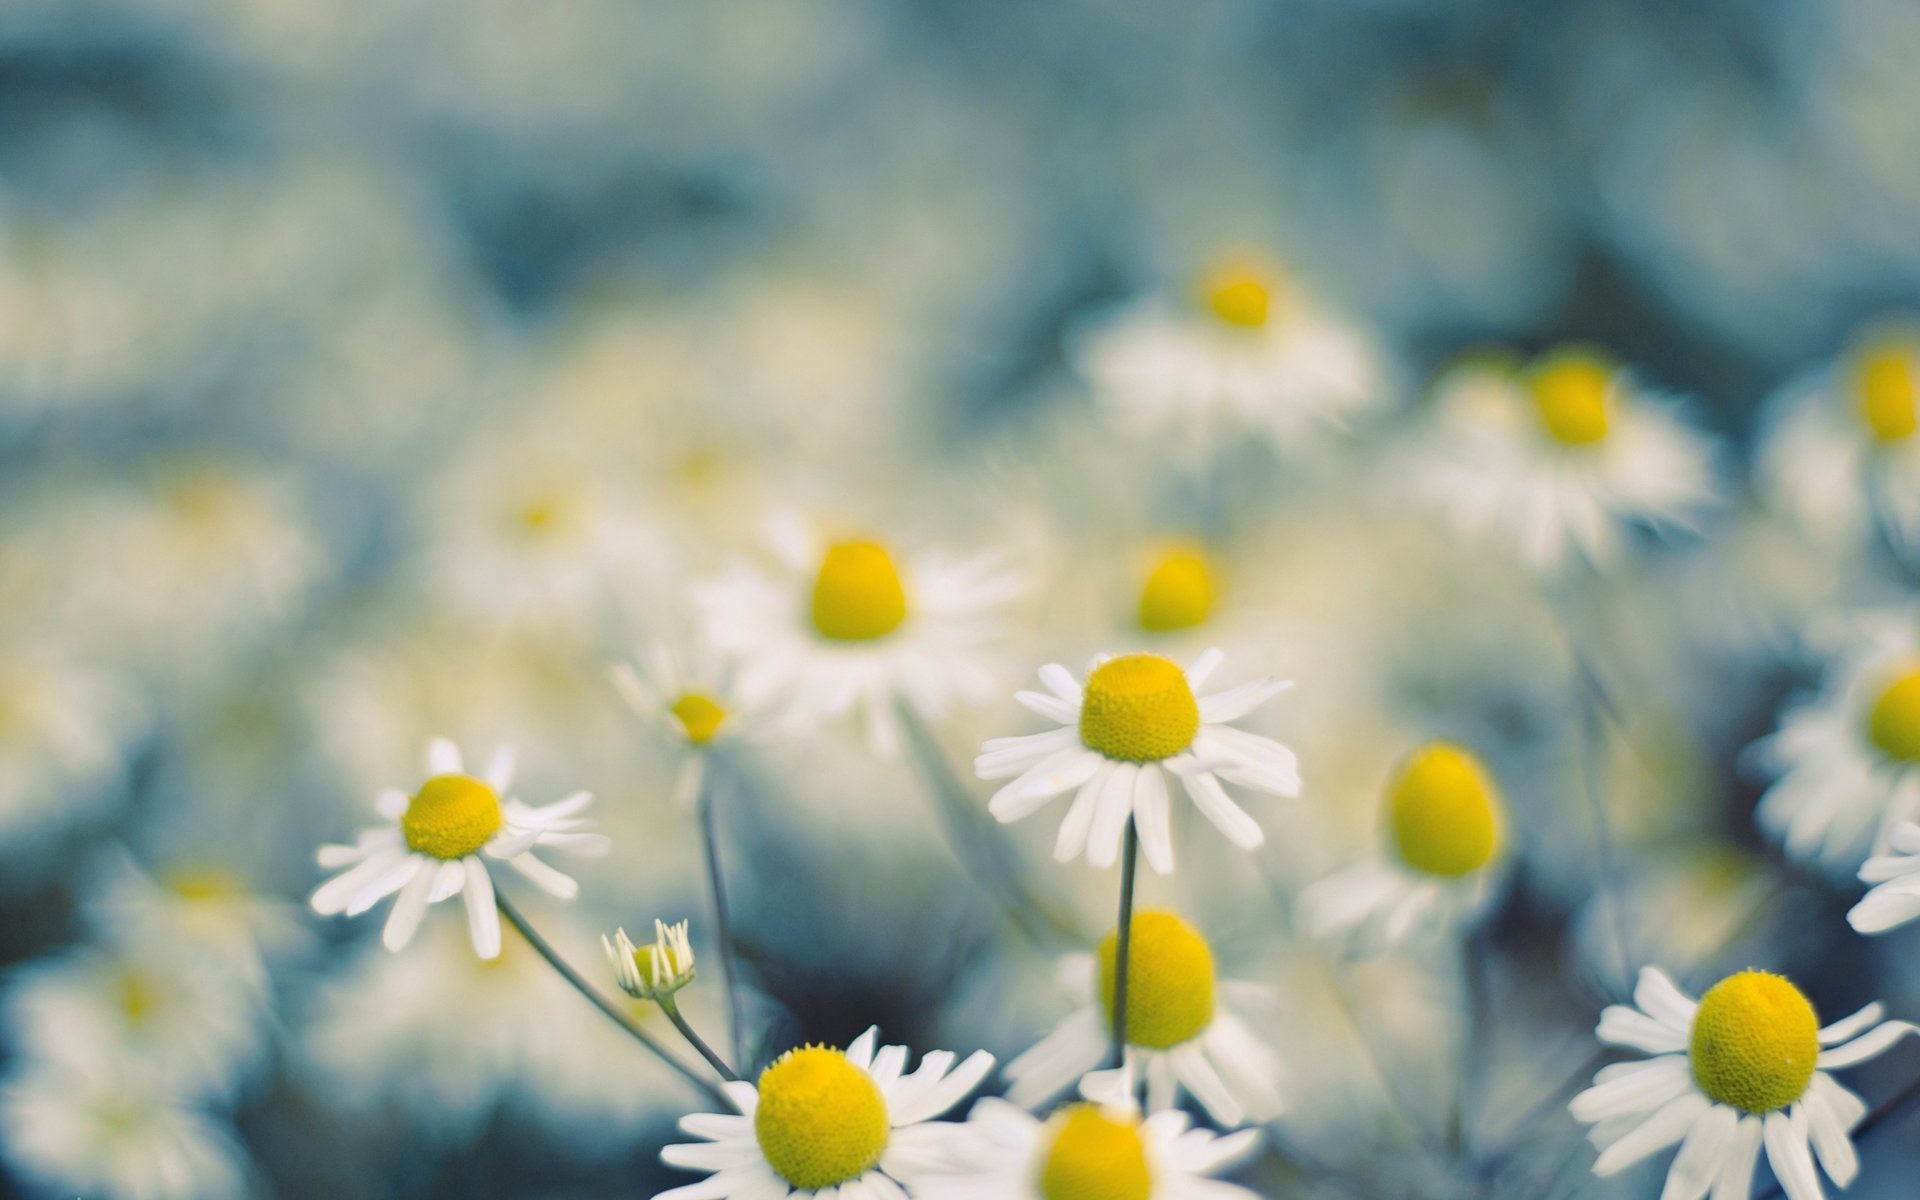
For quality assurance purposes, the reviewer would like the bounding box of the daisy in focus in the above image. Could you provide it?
[651,1025,992,1200]
[1570,966,1916,1200]
[1400,347,1717,575]
[915,1062,1262,1200]
[1756,324,1920,558]
[612,640,750,809]
[694,516,1022,757]
[975,649,1297,874]
[1752,613,1920,868]
[1297,743,1505,949]
[1004,910,1282,1128]
[1066,255,1386,456]
[310,738,608,960]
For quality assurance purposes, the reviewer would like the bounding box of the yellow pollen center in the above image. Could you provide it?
[1138,551,1214,633]
[1201,267,1272,329]
[810,541,908,642]
[165,870,241,902]
[1388,744,1501,878]
[753,1047,889,1190]
[1039,1106,1152,1200]
[1688,970,1820,1114]
[1867,671,1920,763]
[1097,910,1216,1049]
[1079,655,1199,763]
[119,970,155,1023]
[401,775,504,861]
[1527,351,1612,446]
[1855,339,1919,443]
[671,693,727,746]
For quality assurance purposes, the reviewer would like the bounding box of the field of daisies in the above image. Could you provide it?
[11,2,1920,1200]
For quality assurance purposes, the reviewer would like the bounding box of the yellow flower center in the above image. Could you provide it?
[1097,910,1215,1049]
[1079,655,1200,763]
[1689,970,1820,1114]
[1039,1106,1151,1200]
[1854,337,1919,443]
[165,869,241,902]
[671,693,727,746]
[401,775,504,861]
[1388,744,1501,878]
[753,1047,889,1190]
[1138,550,1214,633]
[1201,265,1272,329]
[810,541,908,642]
[1867,671,1920,763]
[1527,350,1612,446]
[118,969,155,1023]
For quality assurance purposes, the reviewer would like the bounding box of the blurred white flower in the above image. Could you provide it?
[652,1026,993,1200]
[1570,966,1915,1200]
[612,639,753,808]
[976,649,1298,874]
[1849,821,1920,933]
[310,737,608,959]
[1400,348,1718,575]
[0,649,147,870]
[695,515,1022,757]
[1004,910,1282,1128]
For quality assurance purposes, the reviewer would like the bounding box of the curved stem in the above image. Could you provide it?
[494,891,730,1108]
[658,994,740,1082]
[1110,820,1140,1070]
[697,762,745,1071]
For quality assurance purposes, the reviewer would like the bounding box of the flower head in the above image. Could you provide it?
[604,920,696,1001]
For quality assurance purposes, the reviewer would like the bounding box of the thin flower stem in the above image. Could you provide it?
[1753,1070,1920,1200]
[658,994,741,1082]
[1110,819,1139,1070]
[696,762,745,1071]
[493,892,730,1108]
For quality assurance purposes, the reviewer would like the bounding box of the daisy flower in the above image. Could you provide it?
[974,649,1298,874]
[612,640,749,809]
[915,1062,1262,1200]
[694,517,1022,757]
[1752,613,1920,868]
[309,737,608,960]
[651,1025,993,1200]
[1848,822,1920,934]
[1066,256,1386,456]
[1134,546,1219,635]
[1004,910,1282,1128]
[1297,743,1505,949]
[1756,325,1920,557]
[1570,966,1917,1200]
[1400,347,1717,575]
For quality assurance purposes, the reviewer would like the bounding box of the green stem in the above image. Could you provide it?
[1110,820,1139,1070]
[696,761,745,1071]
[658,994,740,1082]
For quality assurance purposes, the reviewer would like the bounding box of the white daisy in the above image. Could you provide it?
[1399,347,1717,575]
[1848,821,1920,934]
[1756,325,1920,557]
[0,646,148,873]
[1297,743,1505,950]
[974,649,1298,874]
[309,737,609,960]
[1066,256,1386,456]
[916,1062,1262,1200]
[1003,910,1282,1128]
[1751,613,1920,868]
[611,639,750,809]
[694,516,1023,757]
[1570,966,1917,1200]
[651,1025,993,1200]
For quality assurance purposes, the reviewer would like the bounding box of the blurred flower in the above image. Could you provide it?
[1850,822,1920,933]
[0,649,148,869]
[1067,256,1386,457]
[310,737,608,959]
[695,515,1022,757]
[653,1025,993,1199]
[1004,910,1282,1128]
[1296,743,1504,950]
[1134,546,1218,635]
[976,649,1298,874]
[1570,966,1916,1200]
[612,640,752,808]
[1400,348,1718,575]
[605,920,696,1001]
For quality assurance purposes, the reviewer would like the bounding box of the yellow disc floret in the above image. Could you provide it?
[1138,550,1214,633]
[810,541,908,642]
[1388,744,1501,878]
[1853,335,1919,443]
[1097,910,1215,1049]
[401,775,504,861]
[1688,970,1820,1114]
[1527,349,1612,446]
[1200,265,1272,330]
[1867,670,1920,763]
[1039,1105,1152,1200]
[670,693,727,746]
[1079,655,1200,763]
[753,1047,890,1190]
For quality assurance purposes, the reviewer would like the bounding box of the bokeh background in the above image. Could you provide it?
[6,0,1920,1198]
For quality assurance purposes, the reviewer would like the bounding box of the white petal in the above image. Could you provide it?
[381,864,438,951]
[1197,678,1291,724]
[1634,966,1700,1031]
[1660,1103,1739,1200]
[988,749,1103,823]
[1570,1056,1693,1125]
[890,1050,993,1125]
[846,1027,879,1071]
[1762,1108,1822,1200]
[375,789,409,820]
[1710,1115,1764,1200]
[311,849,410,915]
[1184,648,1224,691]
[1818,1003,1885,1047]
[1179,771,1264,850]
[976,729,1079,780]
[1598,1005,1690,1055]
[427,738,462,775]
[1038,664,1082,703]
[1847,879,1920,934]
[1015,690,1079,725]
[462,858,500,959]
[1890,821,1920,854]
[428,858,467,902]
[509,853,580,899]
[484,745,517,792]
[344,853,433,917]
[1857,853,1920,884]
[1802,1077,1862,1187]
[1593,1092,1709,1176]
[1133,765,1174,875]
[1169,1042,1242,1128]
[1054,764,1111,863]
[1086,764,1139,869]
[1815,1019,1918,1069]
